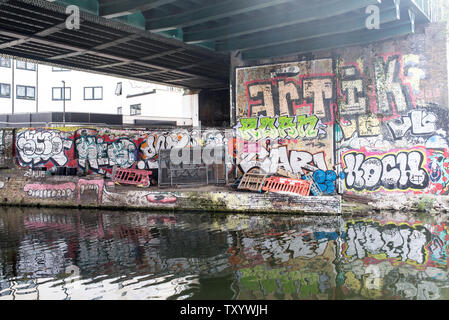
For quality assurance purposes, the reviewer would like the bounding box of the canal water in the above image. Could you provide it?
[0,207,448,300]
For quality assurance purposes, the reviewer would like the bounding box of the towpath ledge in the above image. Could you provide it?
[0,174,341,215]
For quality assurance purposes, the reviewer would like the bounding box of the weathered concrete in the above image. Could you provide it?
[0,174,341,214]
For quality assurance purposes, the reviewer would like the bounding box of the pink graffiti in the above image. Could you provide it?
[146,194,178,204]
[24,182,76,199]
[77,179,104,204]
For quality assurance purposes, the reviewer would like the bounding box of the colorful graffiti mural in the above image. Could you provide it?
[15,128,230,175]
[333,50,449,196]
[235,59,337,192]
[9,45,449,198]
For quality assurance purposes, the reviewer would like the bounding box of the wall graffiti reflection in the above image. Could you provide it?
[0,208,448,300]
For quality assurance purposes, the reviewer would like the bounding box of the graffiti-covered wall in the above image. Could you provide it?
[336,22,449,195]
[233,22,449,196]
[14,127,232,175]
[234,59,340,194]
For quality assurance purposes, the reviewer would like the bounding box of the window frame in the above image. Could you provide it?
[84,86,103,100]
[0,83,11,98]
[16,60,36,71]
[52,87,71,101]
[0,58,11,68]
[16,85,36,100]
[52,66,70,72]
[115,82,122,96]
[130,104,142,116]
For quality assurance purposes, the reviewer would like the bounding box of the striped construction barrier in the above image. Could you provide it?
[112,168,153,188]
[262,176,312,196]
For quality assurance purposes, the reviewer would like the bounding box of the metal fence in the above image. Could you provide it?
[158,147,229,187]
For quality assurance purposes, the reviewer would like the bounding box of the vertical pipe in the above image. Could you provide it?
[36,63,39,113]
[62,80,66,127]
[11,58,14,115]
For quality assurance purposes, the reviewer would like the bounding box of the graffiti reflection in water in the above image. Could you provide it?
[0,207,448,300]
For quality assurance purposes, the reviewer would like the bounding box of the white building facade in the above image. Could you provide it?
[0,57,199,127]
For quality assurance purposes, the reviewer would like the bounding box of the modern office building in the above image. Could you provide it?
[0,57,199,127]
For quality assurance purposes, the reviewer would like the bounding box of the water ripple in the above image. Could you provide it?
[0,207,448,300]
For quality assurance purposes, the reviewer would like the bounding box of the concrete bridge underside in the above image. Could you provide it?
[0,0,432,90]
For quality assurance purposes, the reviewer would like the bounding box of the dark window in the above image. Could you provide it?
[0,58,11,68]
[0,83,10,98]
[130,104,141,116]
[16,60,36,71]
[115,82,122,96]
[84,87,103,100]
[52,66,70,72]
[16,85,35,100]
[52,87,71,101]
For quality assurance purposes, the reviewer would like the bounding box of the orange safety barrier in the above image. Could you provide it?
[112,168,152,187]
[262,176,312,196]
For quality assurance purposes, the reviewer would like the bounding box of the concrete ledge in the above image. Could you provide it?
[102,189,342,214]
[342,193,449,215]
[0,175,342,215]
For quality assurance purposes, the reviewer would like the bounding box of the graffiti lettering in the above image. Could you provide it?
[16,130,73,168]
[76,135,137,172]
[140,130,193,161]
[239,146,327,175]
[374,55,414,116]
[343,149,430,191]
[343,221,431,265]
[245,73,334,123]
[237,115,321,141]
[387,109,438,140]
[24,169,47,178]
[340,65,367,116]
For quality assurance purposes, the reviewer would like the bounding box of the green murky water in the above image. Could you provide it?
[0,207,448,300]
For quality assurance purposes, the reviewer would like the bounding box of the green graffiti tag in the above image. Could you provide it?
[238,115,321,141]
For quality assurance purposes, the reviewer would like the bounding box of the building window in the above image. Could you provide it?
[16,85,35,100]
[130,104,141,116]
[16,60,36,71]
[52,87,71,101]
[0,83,10,98]
[115,82,122,96]
[0,58,11,68]
[52,66,70,72]
[84,87,103,100]
[117,107,122,115]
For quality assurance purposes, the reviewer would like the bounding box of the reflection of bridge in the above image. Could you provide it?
[0,0,433,91]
